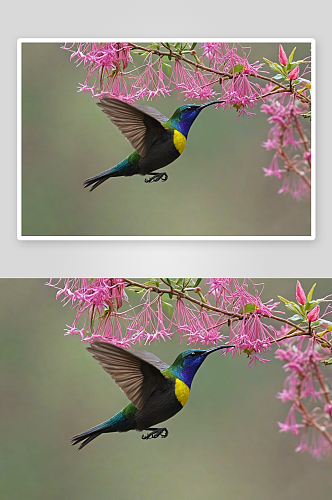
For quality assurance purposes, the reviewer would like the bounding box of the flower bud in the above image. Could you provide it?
[279,45,288,66]
[296,280,306,305]
[289,66,299,81]
[307,305,320,323]
[325,403,332,418]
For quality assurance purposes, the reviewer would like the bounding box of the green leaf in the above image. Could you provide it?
[298,79,311,86]
[306,283,316,303]
[319,320,332,331]
[232,103,242,111]
[288,314,303,322]
[286,327,298,335]
[126,287,145,294]
[285,302,304,316]
[288,47,296,64]
[266,61,288,77]
[190,42,197,51]
[287,62,301,72]
[143,279,159,287]
[307,299,326,311]
[147,43,160,50]
[233,64,244,73]
[322,357,332,366]
[194,278,202,288]
[244,303,258,314]
[161,300,174,313]
[278,295,290,304]
[273,74,287,81]
[162,62,172,74]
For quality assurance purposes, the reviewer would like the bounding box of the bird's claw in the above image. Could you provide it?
[141,428,169,440]
[144,173,168,183]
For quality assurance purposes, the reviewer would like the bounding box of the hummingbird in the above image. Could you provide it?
[83,98,224,191]
[71,341,234,450]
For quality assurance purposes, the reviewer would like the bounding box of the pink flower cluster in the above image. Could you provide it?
[46,278,130,345]
[261,90,311,200]
[276,337,332,459]
[62,42,265,116]
[275,281,332,459]
[206,278,280,364]
[47,278,281,364]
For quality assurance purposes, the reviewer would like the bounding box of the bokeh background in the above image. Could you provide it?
[1,278,331,500]
[21,42,311,237]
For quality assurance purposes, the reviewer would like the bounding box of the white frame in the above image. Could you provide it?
[17,38,316,241]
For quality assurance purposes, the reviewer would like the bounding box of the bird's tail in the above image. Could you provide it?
[70,421,110,451]
[71,411,131,450]
[83,159,139,192]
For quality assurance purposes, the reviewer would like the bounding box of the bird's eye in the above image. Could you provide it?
[190,352,197,357]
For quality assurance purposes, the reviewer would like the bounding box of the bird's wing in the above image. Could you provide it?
[87,341,169,410]
[97,98,169,157]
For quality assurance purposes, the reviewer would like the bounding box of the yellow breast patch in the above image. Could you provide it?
[173,130,187,154]
[175,378,190,406]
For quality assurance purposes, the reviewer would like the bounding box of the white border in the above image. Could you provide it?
[17,38,316,241]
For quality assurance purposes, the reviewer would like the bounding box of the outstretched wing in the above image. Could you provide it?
[87,341,169,410]
[97,98,169,157]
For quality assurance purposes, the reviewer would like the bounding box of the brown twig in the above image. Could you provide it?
[278,126,311,188]
[292,111,311,167]
[314,363,332,412]
[295,374,332,446]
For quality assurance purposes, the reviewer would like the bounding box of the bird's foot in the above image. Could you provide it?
[141,427,169,440]
[144,172,168,183]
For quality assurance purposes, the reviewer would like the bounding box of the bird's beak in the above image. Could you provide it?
[204,345,235,357]
[199,100,225,110]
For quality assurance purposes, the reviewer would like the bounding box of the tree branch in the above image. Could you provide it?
[127,43,311,105]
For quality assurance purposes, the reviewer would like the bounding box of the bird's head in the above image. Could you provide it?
[169,101,224,137]
[170,345,234,388]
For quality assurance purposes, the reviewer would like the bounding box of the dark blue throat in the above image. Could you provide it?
[170,112,202,138]
[171,357,206,388]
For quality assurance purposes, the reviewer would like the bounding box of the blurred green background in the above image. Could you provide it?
[21,42,311,236]
[1,278,331,500]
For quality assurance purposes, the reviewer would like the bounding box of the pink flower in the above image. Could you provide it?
[261,92,311,200]
[279,45,288,66]
[303,151,311,162]
[296,280,307,305]
[307,305,320,323]
[325,404,332,418]
[263,153,281,179]
[289,66,299,81]
[278,405,300,436]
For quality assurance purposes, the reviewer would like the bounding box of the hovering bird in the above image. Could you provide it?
[71,341,234,450]
[83,98,224,191]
